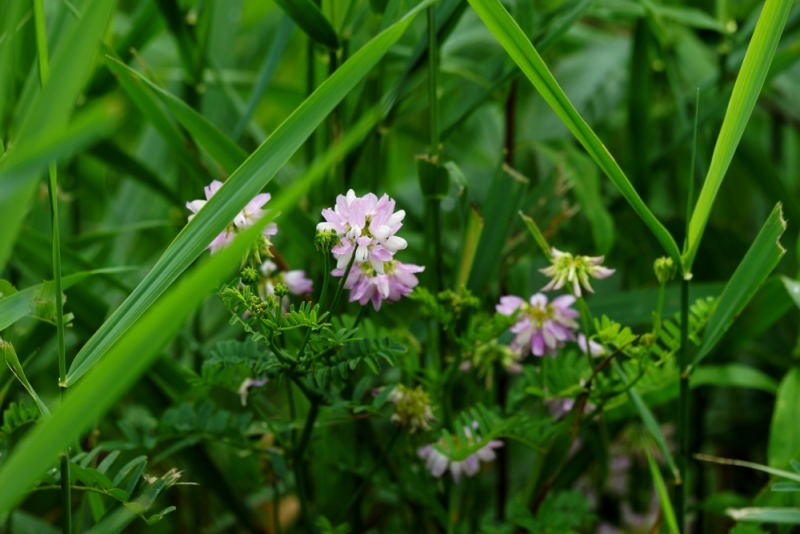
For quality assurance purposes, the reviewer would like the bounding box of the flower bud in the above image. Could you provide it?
[273,283,289,298]
[389,384,435,434]
[314,229,338,254]
[654,257,677,284]
[240,267,260,285]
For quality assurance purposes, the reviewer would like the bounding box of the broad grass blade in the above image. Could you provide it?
[0,269,134,331]
[0,0,118,269]
[690,204,786,370]
[106,57,248,174]
[273,0,340,50]
[768,368,800,470]
[613,360,680,482]
[0,211,273,514]
[467,0,682,266]
[727,508,800,524]
[104,53,208,184]
[690,364,779,394]
[684,0,793,269]
[644,444,679,534]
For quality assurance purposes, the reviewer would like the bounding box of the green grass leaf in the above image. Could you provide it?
[0,268,134,332]
[0,209,271,514]
[467,164,528,294]
[467,0,682,267]
[104,53,208,185]
[768,368,800,470]
[273,0,340,50]
[0,0,118,270]
[0,341,51,418]
[645,444,679,534]
[727,508,800,524]
[690,364,779,394]
[613,360,680,482]
[684,0,793,270]
[106,57,247,174]
[689,204,786,371]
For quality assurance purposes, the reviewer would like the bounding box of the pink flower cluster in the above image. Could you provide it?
[319,190,424,311]
[417,423,503,483]
[496,249,615,359]
[260,260,313,297]
[187,180,277,254]
[497,293,579,357]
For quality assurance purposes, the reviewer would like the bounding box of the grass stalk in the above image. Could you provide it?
[676,278,690,532]
[33,2,70,531]
[426,4,443,292]
[685,90,700,249]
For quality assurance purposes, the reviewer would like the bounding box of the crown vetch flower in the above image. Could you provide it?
[260,260,313,296]
[387,384,435,434]
[496,293,579,357]
[539,248,615,297]
[317,189,407,273]
[578,333,605,357]
[333,260,424,311]
[187,180,278,253]
[417,423,503,483]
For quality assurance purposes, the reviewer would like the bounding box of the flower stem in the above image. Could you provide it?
[353,304,369,328]
[33,2,70,531]
[675,278,690,532]
[272,479,283,534]
[318,253,331,311]
[328,253,357,315]
[294,401,320,531]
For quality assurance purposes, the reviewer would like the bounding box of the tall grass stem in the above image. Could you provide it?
[33,1,70,531]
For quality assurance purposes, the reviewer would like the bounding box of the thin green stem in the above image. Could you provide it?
[656,282,667,321]
[353,304,369,328]
[33,2,70,532]
[675,278,690,532]
[576,296,594,366]
[318,253,331,311]
[426,5,444,292]
[272,479,282,534]
[685,89,700,252]
[329,253,357,314]
[335,427,401,522]
[427,5,439,157]
[294,401,320,531]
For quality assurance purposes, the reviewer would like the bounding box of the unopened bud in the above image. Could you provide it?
[273,283,289,298]
[241,267,260,285]
[314,229,338,254]
[654,257,677,284]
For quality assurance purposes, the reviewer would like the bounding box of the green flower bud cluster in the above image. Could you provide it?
[273,283,289,298]
[240,267,260,286]
[388,384,435,434]
[244,235,274,269]
[437,286,480,318]
[654,257,677,284]
[314,229,339,254]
